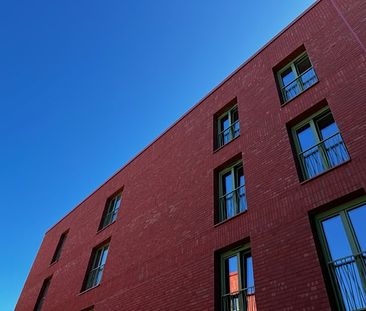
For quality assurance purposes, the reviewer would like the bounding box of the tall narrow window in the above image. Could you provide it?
[34,277,51,311]
[277,52,318,103]
[315,199,366,311]
[82,243,109,291]
[220,246,256,311]
[218,162,247,222]
[99,193,122,230]
[50,230,68,264]
[292,108,349,180]
[217,105,240,148]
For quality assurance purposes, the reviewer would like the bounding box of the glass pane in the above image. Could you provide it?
[92,249,103,269]
[281,67,295,86]
[317,113,338,140]
[222,172,233,195]
[295,56,312,75]
[115,195,121,209]
[220,115,230,131]
[348,204,366,252]
[225,256,239,294]
[322,215,353,260]
[245,256,254,289]
[231,108,239,123]
[235,166,244,188]
[100,247,109,266]
[297,124,316,151]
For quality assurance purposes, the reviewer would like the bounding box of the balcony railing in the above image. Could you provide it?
[218,120,240,148]
[221,287,256,311]
[298,132,349,180]
[219,185,247,221]
[328,252,366,311]
[281,67,318,102]
[86,264,105,289]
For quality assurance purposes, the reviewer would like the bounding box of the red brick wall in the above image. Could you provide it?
[16,0,366,310]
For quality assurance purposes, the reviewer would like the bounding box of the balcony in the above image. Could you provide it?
[281,67,318,103]
[221,287,256,311]
[219,185,247,222]
[298,132,349,180]
[328,252,366,311]
[217,120,240,148]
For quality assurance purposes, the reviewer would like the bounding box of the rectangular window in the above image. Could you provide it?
[315,199,366,311]
[99,193,122,230]
[50,230,68,264]
[217,105,240,148]
[291,108,349,181]
[33,277,51,311]
[220,246,256,311]
[277,52,318,103]
[82,243,109,291]
[218,162,247,222]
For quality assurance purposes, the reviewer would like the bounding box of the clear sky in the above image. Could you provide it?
[0,1,315,310]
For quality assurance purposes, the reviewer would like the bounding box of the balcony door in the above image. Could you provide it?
[317,200,366,310]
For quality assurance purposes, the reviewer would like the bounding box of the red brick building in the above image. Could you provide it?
[16,0,366,310]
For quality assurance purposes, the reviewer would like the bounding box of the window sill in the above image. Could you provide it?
[280,80,319,107]
[300,159,351,185]
[97,220,116,234]
[214,209,248,227]
[79,284,100,296]
[213,135,240,154]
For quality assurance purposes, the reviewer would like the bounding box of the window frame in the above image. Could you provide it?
[50,230,68,264]
[33,277,52,311]
[82,242,110,292]
[315,197,366,311]
[277,51,318,104]
[99,192,122,230]
[291,107,349,181]
[219,244,255,311]
[216,105,240,149]
[218,161,247,222]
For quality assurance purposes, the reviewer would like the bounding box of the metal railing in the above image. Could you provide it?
[219,185,247,221]
[328,252,366,311]
[221,287,256,311]
[298,132,349,180]
[218,120,240,148]
[86,264,105,289]
[281,67,318,102]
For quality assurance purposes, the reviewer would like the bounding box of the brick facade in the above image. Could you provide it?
[16,0,366,310]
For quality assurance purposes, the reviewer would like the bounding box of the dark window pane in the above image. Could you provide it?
[348,204,366,251]
[295,56,312,75]
[322,215,353,260]
[231,108,239,123]
[220,115,230,131]
[51,232,68,263]
[317,113,338,140]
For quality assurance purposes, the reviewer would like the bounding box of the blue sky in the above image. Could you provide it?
[0,1,315,310]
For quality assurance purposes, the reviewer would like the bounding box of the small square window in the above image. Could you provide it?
[291,107,349,181]
[276,52,318,103]
[218,161,247,222]
[216,105,240,148]
[219,246,256,311]
[99,193,122,230]
[82,243,109,291]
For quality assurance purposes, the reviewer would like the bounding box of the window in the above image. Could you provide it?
[99,193,122,229]
[82,243,109,291]
[50,230,68,264]
[217,105,240,148]
[220,246,256,311]
[34,277,51,311]
[291,108,349,181]
[218,162,247,222]
[277,52,318,103]
[315,198,366,311]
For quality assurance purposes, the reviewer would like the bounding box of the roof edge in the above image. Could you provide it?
[46,0,321,234]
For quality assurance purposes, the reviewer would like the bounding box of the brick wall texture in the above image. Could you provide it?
[15,0,366,310]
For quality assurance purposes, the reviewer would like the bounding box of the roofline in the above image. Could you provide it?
[46,0,321,233]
